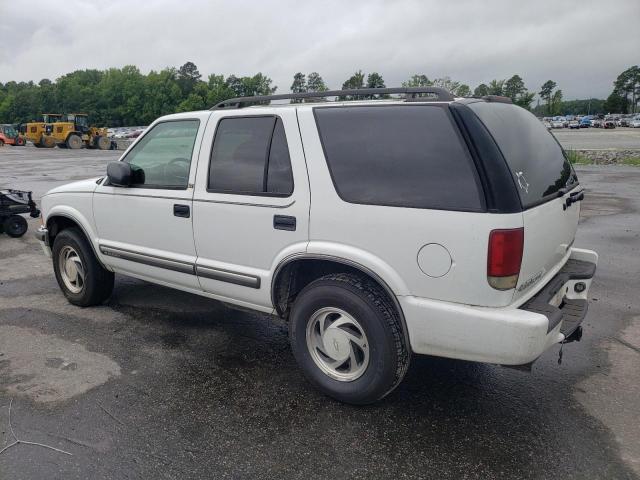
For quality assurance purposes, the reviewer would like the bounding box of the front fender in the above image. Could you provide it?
[44,199,108,269]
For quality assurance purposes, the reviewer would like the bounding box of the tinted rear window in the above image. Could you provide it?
[468,102,577,208]
[314,105,483,211]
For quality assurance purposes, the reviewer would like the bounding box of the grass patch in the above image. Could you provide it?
[620,157,640,166]
[565,150,591,165]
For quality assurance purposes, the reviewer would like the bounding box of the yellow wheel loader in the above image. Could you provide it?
[21,113,63,148]
[52,114,110,150]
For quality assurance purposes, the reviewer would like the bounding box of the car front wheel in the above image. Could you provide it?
[289,273,410,405]
[52,228,114,306]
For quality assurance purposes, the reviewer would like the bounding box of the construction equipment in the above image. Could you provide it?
[20,113,63,148]
[0,124,25,146]
[51,113,111,150]
[0,189,40,238]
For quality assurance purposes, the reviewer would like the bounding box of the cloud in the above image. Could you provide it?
[1,0,638,99]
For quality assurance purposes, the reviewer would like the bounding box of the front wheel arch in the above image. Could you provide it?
[47,214,108,270]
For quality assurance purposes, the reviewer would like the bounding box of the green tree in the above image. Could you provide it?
[366,72,387,99]
[307,72,328,92]
[504,75,525,100]
[611,66,640,113]
[603,91,626,113]
[539,80,557,115]
[304,72,328,102]
[456,84,471,97]
[487,79,505,96]
[473,83,489,97]
[290,72,306,102]
[402,74,431,87]
[340,71,365,100]
[551,89,563,115]
[177,61,202,96]
[503,75,534,109]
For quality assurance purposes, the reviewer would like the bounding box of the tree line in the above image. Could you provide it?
[0,61,634,126]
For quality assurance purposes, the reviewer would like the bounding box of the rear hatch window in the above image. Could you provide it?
[468,102,578,208]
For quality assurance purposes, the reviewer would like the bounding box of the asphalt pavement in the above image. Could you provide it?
[0,147,639,479]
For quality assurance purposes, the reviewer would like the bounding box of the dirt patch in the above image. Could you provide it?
[575,317,640,476]
[579,192,632,220]
[0,325,120,403]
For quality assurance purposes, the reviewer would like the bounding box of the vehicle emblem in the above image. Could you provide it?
[515,171,529,194]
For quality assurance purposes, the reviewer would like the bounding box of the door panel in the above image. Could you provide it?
[192,109,310,308]
[93,113,210,290]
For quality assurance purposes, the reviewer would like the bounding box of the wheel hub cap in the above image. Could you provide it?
[58,245,85,294]
[305,307,370,382]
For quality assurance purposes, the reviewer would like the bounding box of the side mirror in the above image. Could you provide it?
[106,162,132,187]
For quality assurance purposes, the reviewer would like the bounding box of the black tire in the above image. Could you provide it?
[52,228,114,306]
[3,215,28,237]
[57,143,68,149]
[0,139,4,147]
[95,135,111,150]
[289,273,410,405]
[66,134,82,149]
[41,135,56,148]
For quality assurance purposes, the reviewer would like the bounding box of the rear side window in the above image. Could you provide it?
[468,102,578,208]
[314,106,483,211]
[208,117,293,196]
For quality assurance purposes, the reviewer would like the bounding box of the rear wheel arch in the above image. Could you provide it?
[271,255,410,345]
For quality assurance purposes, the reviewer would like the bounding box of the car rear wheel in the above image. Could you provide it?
[3,215,27,237]
[289,273,410,405]
[52,228,114,306]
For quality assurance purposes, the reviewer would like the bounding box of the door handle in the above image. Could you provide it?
[173,204,190,218]
[273,215,296,231]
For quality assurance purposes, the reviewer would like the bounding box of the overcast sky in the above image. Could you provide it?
[1,0,638,100]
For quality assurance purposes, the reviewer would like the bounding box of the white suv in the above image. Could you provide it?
[36,88,597,404]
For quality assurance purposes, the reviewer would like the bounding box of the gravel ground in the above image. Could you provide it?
[553,127,640,151]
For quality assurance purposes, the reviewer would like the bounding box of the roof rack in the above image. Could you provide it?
[211,87,455,109]
[481,95,513,104]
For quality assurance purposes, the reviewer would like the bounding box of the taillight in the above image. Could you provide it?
[487,228,524,290]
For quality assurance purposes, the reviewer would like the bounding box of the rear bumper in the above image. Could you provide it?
[401,248,597,365]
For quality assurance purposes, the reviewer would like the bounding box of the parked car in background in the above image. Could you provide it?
[568,120,580,129]
[602,119,616,129]
[590,119,602,128]
[579,117,592,128]
[551,120,565,129]
[630,117,640,128]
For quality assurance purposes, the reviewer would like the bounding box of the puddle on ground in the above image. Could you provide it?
[0,325,120,402]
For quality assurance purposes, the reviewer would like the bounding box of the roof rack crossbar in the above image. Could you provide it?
[210,87,454,109]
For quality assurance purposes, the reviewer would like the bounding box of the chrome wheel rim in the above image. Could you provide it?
[305,307,369,382]
[58,245,85,294]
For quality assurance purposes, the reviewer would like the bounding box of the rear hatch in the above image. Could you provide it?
[468,102,581,303]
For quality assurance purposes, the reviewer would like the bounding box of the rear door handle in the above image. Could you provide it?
[273,215,296,231]
[173,204,190,218]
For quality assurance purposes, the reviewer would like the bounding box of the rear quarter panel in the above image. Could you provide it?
[297,107,522,307]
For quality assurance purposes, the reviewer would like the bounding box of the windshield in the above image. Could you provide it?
[468,102,578,208]
[2,126,17,137]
